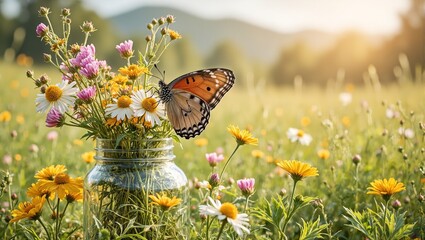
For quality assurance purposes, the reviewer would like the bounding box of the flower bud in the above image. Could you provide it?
[208,173,220,188]
[151,18,158,25]
[161,28,167,35]
[403,154,408,160]
[61,8,71,17]
[65,18,72,24]
[391,199,401,210]
[10,130,17,138]
[38,7,50,16]
[11,193,18,200]
[35,79,42,87]
[81,21,96,33]
[398,146,404,153]
[26,70,34,78]
[310,198,323,209]
[40,85,47,93]
[147,23,153,30]
[39,74,49,84]
[352,154,361,165]
[158,17,165,25]
[279,188,287,196]
[43,53,51,62]
[145,35,152,42]
[4,215,12,223]
[166,15,175,24]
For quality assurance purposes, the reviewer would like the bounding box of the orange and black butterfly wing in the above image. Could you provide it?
[159,68,235,139]
[165,89,210,139]
[168,68,235,109]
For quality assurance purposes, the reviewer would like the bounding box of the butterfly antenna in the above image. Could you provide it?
[154,64,166,82]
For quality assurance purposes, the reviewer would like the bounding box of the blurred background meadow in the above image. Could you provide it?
[1,0,425,239]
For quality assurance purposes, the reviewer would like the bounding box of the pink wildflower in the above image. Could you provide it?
[205,152,224,167]
[45,107,64,127]
[70,44,96,68]
[77,86,96,102]
[237,178,255,197]
[116,40,134,58]
[36,23,48,37]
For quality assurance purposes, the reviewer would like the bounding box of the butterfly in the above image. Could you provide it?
[159,68,235,139]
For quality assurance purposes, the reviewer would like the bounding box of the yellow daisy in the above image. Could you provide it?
[227,125,258,146]
[118,64,148,80]
[27,181,54,200]
[367,178,405,201]
[10,196,46,223]
[168,29,182,40]
[81,151,96,163]
[276,160,318,182]
[66,191,83,203]
[0,111,12,122]
[317,149,330,160]
[149,193,182,210]
[39,174,83,200]
[35,165,67,181]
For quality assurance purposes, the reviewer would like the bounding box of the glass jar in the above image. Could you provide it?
[83,138,188,239]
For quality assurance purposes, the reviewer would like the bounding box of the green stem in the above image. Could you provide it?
[38,218,52,240]
[243,196,250,213]
[382,199,389,238]
[215,221,227,240]
[55,198,60,240]
[219,144,240,181]
[282,180,298,236]
[355,164,359,210]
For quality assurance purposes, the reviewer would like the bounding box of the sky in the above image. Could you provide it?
[82,0,410,35]
[0,0,410,35]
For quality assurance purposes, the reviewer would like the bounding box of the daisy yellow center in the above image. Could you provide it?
[45,85,63,102]
[54,173,71,185]
[141,97,157,112]
[297,130,305,137]
[219,202,238,220]
[117,96,132,108]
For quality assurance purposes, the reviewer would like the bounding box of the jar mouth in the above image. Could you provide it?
[95,138,175,162]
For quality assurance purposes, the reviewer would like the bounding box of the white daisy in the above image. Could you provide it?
[105,95,134,120]
[287,127,313,146]
[35,80,78,114]
[130,90,164,126]
[199,197,250,237]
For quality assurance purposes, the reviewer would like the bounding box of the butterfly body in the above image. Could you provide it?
[159,68,235,139]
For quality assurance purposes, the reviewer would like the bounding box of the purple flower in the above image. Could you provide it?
[116,40,134,58]
[205,152,224,167]
[80,61,99,79]
[208,173,220,188]
[77,86,96,101]
[36,23,48,37]
[237,178,255,197]
[70,44,96,68]
[46,107,64,127]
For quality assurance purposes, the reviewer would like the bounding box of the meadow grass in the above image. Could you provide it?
[1,61,424,239]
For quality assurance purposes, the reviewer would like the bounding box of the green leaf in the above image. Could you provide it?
[298,217,328,240]
[343,207,375,239]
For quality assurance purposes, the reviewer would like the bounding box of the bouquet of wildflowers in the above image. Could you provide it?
[29,7,181,143]
[27,7,191,239]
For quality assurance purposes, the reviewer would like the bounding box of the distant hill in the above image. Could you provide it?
[108,6,337,63]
